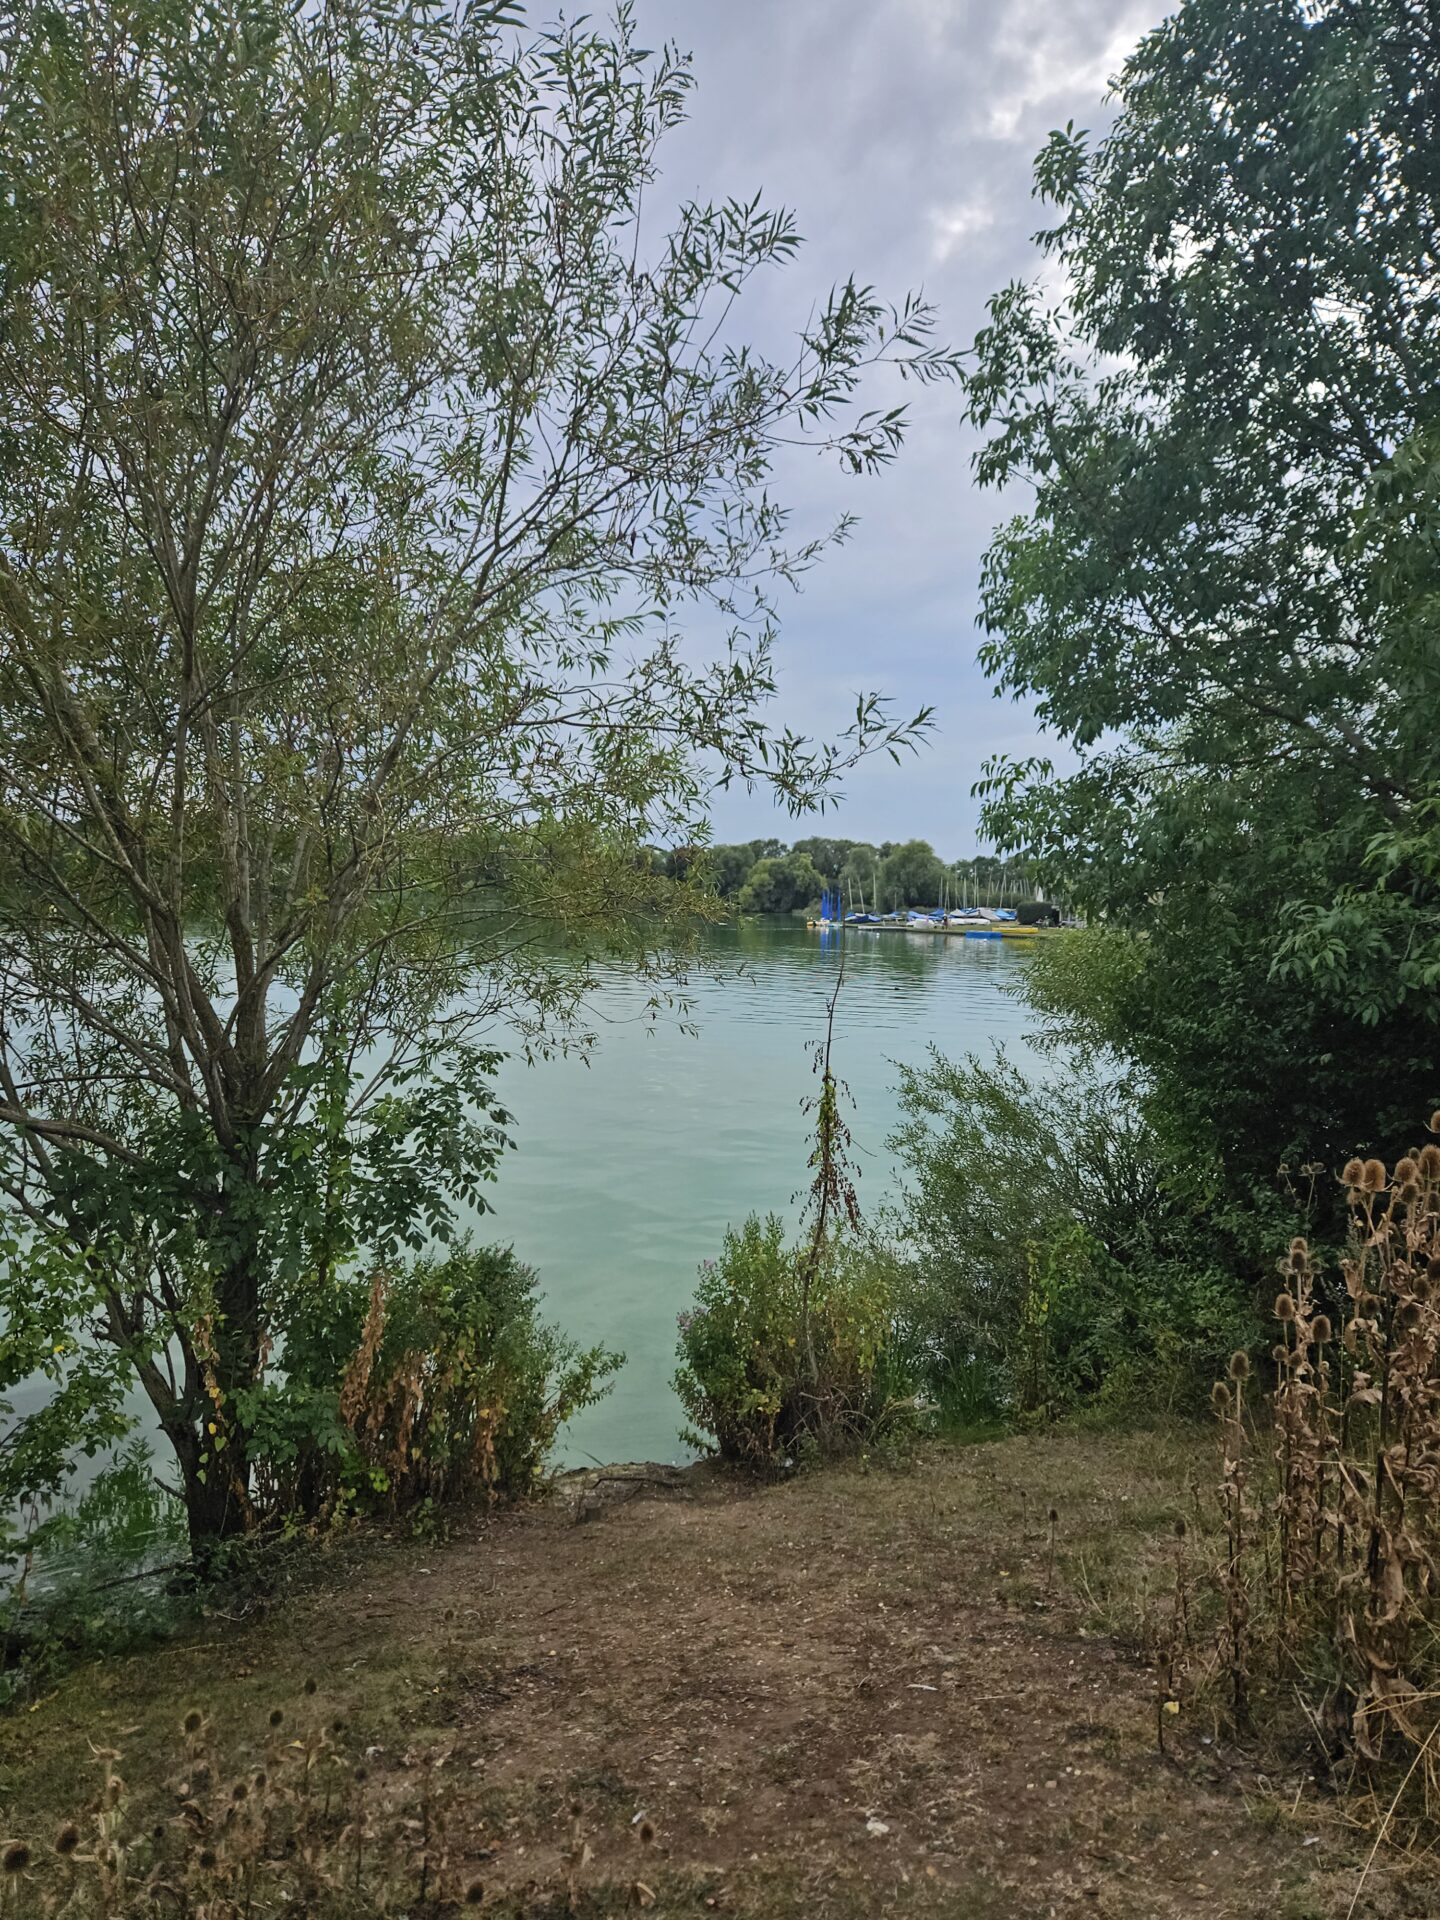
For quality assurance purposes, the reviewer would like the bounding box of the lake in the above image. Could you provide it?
[483,919,1039,1465]
[5,919,1041,1535]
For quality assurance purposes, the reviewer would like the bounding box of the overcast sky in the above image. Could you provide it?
[629,0,1168,855]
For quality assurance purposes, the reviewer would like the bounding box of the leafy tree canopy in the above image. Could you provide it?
[967,0,1440,1181]
[736,851,826,916]
[878,840,947,912]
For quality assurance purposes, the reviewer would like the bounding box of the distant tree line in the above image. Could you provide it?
[645,838,1039,915]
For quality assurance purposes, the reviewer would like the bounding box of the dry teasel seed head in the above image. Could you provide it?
[1342,1158,1365,1189]
[1228,1350,1251,1381]
[1210,1380,1230,1413]
[53,1825,80,1858]
[638,1821,655,1847]
[1311,1314,1333,1345]
[303,1678,318,1697]
[1275,1292,1297,1322]
[1396,1157,1420,1185]
[183,1709,204,1736]
[1174,1516,1187,1540]
[197,1847,218,1871]
[268,1708,284,1728]
[2,1842,31,1875]
[464,1878,486,1905]
[1420,1145,1440,1178]
[231,1782,249,1804]
[1430,1109,1440,1136]
[1363,1158,1388,1192]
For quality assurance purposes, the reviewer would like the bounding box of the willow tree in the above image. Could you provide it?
[0,0,958,1549]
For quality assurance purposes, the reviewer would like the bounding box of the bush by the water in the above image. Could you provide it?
[2,1246,616,1699]
[674,1214,907,1468]
[885,1046,1261,1423]
[0,1447,189,1709]
[251,1243,620,1526]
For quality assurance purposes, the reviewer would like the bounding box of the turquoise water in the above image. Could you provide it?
[6,920,1039,1527]
[482,919,1038,1464]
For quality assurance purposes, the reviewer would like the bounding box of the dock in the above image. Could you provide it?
[804,919,1057,939]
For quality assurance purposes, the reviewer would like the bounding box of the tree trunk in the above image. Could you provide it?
[167,1419,248,1564]
[184,1234,264,1558]
[162,1223,265,1562]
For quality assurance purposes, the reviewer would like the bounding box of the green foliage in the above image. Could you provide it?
[0,1445,189,1708]
[886,1038,1263,1424]
[695,836,1036,912]
[736,851,825,916]
[674,1216,906,1469]
[966,0,1440,1214]
[252,1243,621,1523]
[837,842,882,901]
[877,839,946,912]
[0,1228,134,1576]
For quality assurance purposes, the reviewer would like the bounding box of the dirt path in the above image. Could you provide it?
[4,1428,1429,1917]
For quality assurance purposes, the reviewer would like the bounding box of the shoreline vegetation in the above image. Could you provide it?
[640,840,1044,920]
[3,0,1440,1909]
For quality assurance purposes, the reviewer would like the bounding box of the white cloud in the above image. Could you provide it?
[928,197,997,264]
[983,0,1159,141]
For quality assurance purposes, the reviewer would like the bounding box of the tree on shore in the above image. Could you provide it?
[967,0,1440,1198]
[878,840,947,912]
[736,852,826,916]
[0,0,958,1552]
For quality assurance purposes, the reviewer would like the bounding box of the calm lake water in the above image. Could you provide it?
[8,920,1041,1541]
[484,920,1039,1465]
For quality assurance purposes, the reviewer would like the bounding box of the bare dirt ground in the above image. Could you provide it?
[4,1426,1435,1918]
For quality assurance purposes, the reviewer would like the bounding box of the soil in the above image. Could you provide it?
[3,1426,1434,1918]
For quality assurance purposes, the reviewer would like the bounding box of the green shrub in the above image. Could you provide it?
[0,1445,190,1708]
[1,1227,135,1584]
[886,1048,1262,1422]
[674,1214,908,1468]
[246,1242,621,1523]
